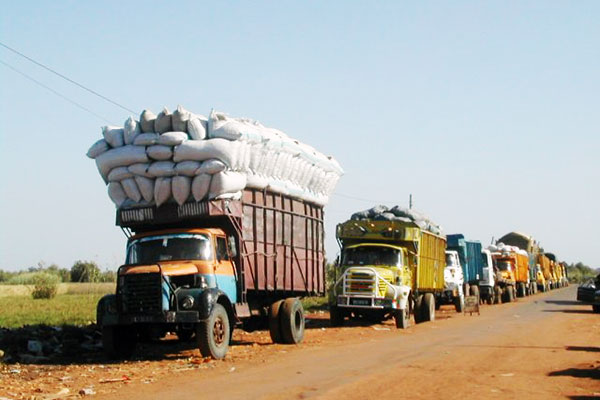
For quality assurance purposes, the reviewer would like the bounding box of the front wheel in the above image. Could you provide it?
[197,303,230,359]
[592,304,600,313]
[102,326,137,360]
[454,294,465,313]
[394,308,410,329]
[329,305,345,327]
[421,293,436,322]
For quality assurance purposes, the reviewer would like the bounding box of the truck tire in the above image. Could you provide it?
[394,308,410,329]
[280,298,305,344]
[414,295,424,324]
[268,300,285,343]
[486,294,494,305]
[494,286,502,304]
[592,305,600,313]
[517,283,526,298]
[470,285,480,304]
[197,303,230,359]
[102,326,136,359]
[504,286,514,303]
[421,293,435,322]
[454,294,465,313]
[329,305,345,327]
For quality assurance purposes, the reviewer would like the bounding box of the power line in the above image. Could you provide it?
[0,41,136,114]
[332,192,398,204]
[0,59,114,124]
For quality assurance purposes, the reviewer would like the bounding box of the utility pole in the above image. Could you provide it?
[409,194,413,209]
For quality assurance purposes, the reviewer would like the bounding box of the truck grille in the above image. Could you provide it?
[119,273,162,315]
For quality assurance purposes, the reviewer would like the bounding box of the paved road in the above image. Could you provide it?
[106,286,600,399]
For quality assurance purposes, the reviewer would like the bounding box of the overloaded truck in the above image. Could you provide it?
[537,253,552,291]
[331,207,446,329]
[89,106,343,360]
[446,234,492,303]
[96,189,326,359]
[497,231,538,295]
[490,251,518,302]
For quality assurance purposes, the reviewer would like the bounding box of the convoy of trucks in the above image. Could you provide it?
[88,114,571,360]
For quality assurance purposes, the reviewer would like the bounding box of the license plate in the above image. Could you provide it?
[350,298,371,306]
[132,315,153,323]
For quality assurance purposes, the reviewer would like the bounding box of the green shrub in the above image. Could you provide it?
[28,273,60,299]
[70,261,101,283]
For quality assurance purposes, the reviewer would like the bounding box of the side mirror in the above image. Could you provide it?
[228,236,238,258]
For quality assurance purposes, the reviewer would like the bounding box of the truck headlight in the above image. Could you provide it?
[181,295,195,310]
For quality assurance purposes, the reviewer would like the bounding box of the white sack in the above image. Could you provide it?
[191,174,211,201]
[128,163,152,178]
[154,107,172,134]
[147,145,173,160]
[154,177,172,207]
[188,115,207,140]
[197,159,226,174]
[158,131,188,146]
[124,117,141,145]
[173,138,236,167]
[121,178,142,202]
[108,182,127,207]
[174,161,201,177]
[208,110,262,142]
[108,166,133,182]
[102,126,125,148]
[133,133,159,146]
[172,105,190,132]
[87,139,110,159]
[214,191,242,200]
[148,161,176,177]
[96,145,149,180]
[245,173,269,189]
[172,176,191,206]
[209,171,247,199]
[135,176,154,202]
[140,110,156,133]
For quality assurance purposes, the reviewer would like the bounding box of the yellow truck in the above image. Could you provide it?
[331,214,446,329]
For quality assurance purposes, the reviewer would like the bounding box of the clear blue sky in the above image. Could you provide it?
[1,1,598,271]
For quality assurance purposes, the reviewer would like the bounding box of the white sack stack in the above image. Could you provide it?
[87,106,343,208]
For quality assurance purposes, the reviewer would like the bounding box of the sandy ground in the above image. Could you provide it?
[1,286,598,399]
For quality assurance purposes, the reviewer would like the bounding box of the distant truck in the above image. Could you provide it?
[497,231,539,295]
[480,249,496,304]
[440,250,465,312]
[446,235,493,303]
[537,253,553,291]
[491,252,518,302]
[96,189,325,359]
[332,218,446,329]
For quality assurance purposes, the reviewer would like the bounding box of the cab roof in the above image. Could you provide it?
[130,228,225,241]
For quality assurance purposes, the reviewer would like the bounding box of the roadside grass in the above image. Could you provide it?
[302,296,329,312]
[0,294,108,328]
[0,282,115,297]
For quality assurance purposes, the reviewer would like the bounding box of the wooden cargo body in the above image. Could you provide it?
[117,188,326,302]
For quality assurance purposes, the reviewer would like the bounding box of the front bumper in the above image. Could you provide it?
[103,310,200,326]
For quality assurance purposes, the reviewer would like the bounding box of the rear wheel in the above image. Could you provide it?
[268,300,285,343]
[414,295,424,324]
[504,286,514,303]
[197,303,230,359]
[421,293,436,322]
[280,298,305,344]
[329,305,345,327]
[592,305,600,313]
[102,325,137,359]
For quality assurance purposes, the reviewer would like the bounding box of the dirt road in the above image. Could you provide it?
[2,286,598,399]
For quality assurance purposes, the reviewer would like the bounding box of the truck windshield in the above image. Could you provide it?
[497,261,512,271]
[126,233,212,264]
[342,247,401,267]
[445,253,458,266]
[481,253,489,267]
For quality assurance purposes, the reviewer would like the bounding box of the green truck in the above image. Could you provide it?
[330,211,446,329]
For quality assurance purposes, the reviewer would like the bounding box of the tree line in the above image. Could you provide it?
[0,261,116,284]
